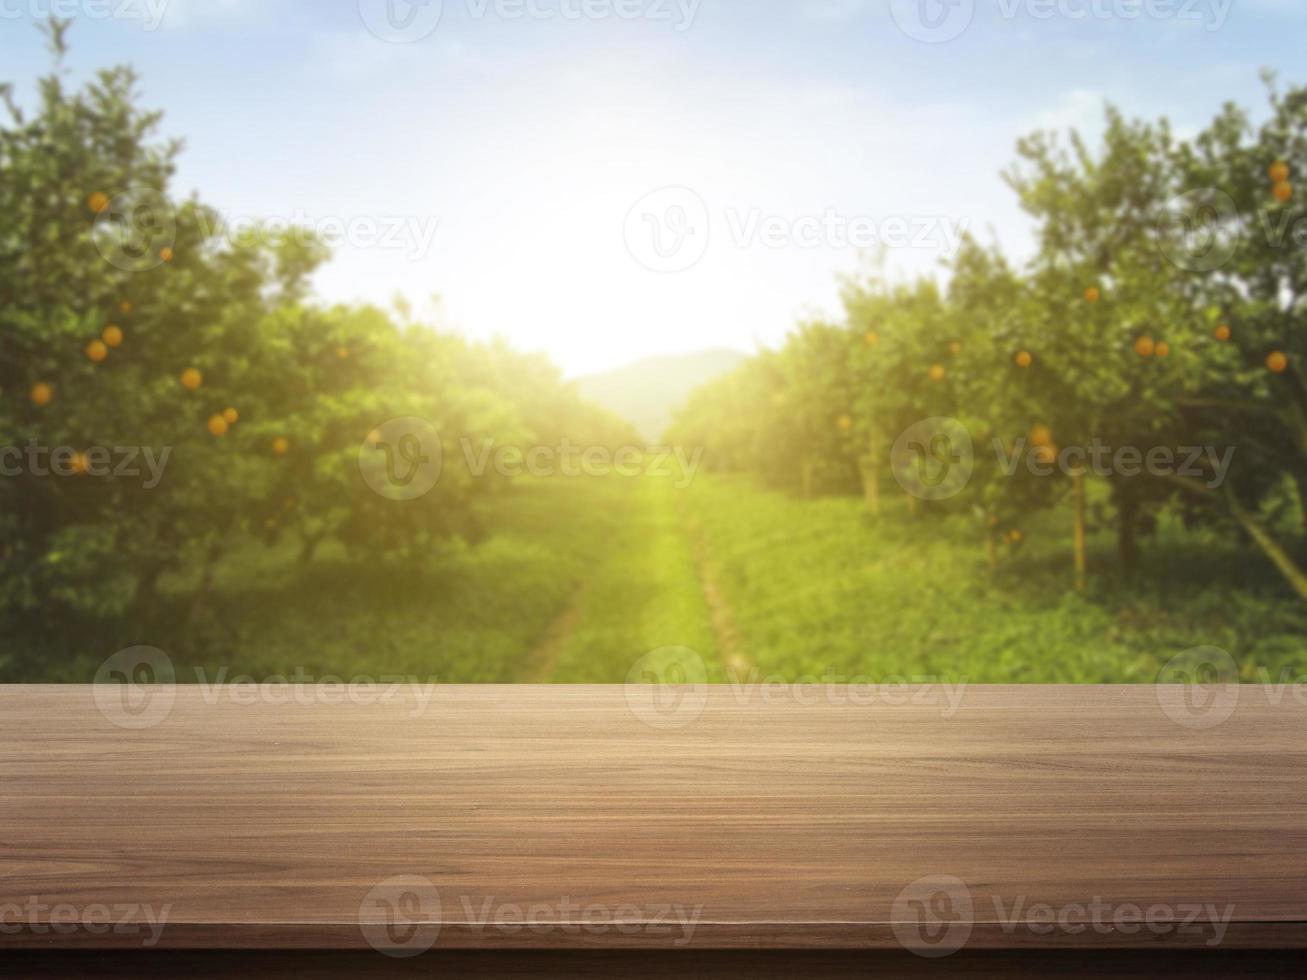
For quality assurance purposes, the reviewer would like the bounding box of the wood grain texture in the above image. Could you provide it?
[0,685,1304,953]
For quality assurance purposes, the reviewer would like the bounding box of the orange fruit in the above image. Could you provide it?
[1033,445,1058,465]
[1015,351,1033,368]
[119,300,133,315]
[264,517,278,531]
[1007,529,1024,544]
[1270,161,1290,183]
[102,325,123,348]
[159,246,174,263]
[837,415,853,432]
[365,429,382,446]
[1155,341,1170,358]
[1214,324,1231,342]
[1084,286,1101,303]
[1134,336,1156,358]
[929,364,946,382]
[272,437,290,456]
[223,407,239,425]
[949,341,963,356]
[207,414,229,437]
[1273,181,1293,203]
[1267,351,1289,374]
[1030,424,1053,448]
[71,452,89,476]
[29,383,53,407]
[87,192,109,214]
[336,346,350,360]
[864,330,879,347]
[180,368,203,391]
[86,339,108,363]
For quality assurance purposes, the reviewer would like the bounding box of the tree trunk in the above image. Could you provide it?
[1073,471,1087,594]
[1226,490,1307,603]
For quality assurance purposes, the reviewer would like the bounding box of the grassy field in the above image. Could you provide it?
[5,470,1306,684]
[685,477,1307,684]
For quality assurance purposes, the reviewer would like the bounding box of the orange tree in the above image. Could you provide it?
[0,24,620,643]
[1159,80,1307,599]
[1000,104,1236,588]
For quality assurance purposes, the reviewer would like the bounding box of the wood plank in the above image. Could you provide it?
[1,685,1305,954]
[4,949,1306,978]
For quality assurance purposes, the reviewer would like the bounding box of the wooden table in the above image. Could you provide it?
[1,685,1304,976]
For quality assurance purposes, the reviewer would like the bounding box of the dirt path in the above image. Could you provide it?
[518,583,587,682]
[681,508,755,682]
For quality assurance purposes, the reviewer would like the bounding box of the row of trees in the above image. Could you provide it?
[670,79,1307,600]
[0,23,635,625]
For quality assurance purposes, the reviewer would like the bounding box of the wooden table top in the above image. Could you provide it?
[1,684,1304,954]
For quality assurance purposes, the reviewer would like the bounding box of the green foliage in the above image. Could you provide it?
[0,33,640,653]
[671,83,1307,601]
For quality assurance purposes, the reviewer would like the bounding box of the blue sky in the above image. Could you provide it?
[3,0,1304,374]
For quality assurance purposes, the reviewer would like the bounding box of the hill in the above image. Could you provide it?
[575,349,748,441]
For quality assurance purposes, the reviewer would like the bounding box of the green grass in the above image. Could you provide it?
[5,471,1307,683]
[3,481,606,683]
[684,476,1307,683]
[546,473,722,682]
